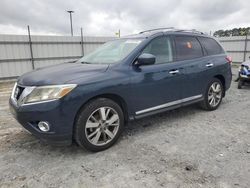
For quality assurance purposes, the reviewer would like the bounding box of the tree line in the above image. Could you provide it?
[213,27,250,37]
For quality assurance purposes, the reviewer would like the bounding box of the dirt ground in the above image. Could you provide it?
[0,68,250,188]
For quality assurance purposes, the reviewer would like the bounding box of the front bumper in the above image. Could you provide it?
[9,98,73,145]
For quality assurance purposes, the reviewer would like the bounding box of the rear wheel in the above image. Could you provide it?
[200,78,223,111]
[74,98,124,152]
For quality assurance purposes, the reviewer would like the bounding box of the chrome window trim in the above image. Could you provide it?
[136,94,202,115]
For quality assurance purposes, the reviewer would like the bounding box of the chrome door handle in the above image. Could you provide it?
[169,70,179,74]
[206,63,214,67]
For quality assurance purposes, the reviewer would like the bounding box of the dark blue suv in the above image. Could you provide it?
[9,28,232,151]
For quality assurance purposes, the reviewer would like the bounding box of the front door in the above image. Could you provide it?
[129,36,185,116]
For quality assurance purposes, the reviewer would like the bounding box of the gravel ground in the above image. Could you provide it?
[0,68,250,188]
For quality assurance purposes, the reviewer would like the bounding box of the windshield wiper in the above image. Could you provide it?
[81,61,91,64]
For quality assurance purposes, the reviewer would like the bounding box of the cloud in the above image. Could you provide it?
[0,0,249,36]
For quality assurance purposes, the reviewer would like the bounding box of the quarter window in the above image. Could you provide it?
[175,36,203,61]
[198,37,224,55]
[142,37,173,64]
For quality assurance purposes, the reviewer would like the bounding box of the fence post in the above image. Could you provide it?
[80,27,84,56]
[27,25,35,69]
[243,34,248,62]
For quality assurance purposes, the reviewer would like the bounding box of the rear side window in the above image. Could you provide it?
[175,36,203,61]
[142,36,173,64]
[198,37,224,55]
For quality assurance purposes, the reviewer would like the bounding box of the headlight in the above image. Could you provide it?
[24,84,77,104]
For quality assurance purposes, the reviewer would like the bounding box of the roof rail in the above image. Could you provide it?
[139,27,175,34]
[175,29,204,34]
[139,27,204,35]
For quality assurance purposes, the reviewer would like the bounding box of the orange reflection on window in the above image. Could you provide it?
[186,42,192,49]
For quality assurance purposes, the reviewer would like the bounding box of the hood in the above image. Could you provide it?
[242,60,250,67]
[18,62,109,86]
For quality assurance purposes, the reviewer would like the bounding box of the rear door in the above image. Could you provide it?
[174,35,207,99]
[129,35,185,116]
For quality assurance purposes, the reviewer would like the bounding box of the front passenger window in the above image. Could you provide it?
[142,37,173,64]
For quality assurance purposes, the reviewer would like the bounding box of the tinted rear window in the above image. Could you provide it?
[175,36,203,61]
[198,37,224,55]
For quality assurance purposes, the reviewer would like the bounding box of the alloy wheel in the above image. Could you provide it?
[208,82,222,107]
[85,107,120,146]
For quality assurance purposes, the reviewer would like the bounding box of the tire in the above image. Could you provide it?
[200,78,224,111]
[238,79,243,89]
[74,98,124,152]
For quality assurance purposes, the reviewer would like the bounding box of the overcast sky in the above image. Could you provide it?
[0,0,249,36]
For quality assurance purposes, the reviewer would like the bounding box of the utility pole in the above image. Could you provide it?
[67,10,74,36]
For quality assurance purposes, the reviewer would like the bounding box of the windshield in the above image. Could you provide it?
[77,39,142,64]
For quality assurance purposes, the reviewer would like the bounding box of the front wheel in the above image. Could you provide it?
[74,98,124,152]
[200,78,224,111]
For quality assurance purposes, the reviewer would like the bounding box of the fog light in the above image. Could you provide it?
[38,121,50,132]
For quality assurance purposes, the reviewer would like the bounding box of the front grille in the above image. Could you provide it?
[14,85,25,101]
[11,84,36,106]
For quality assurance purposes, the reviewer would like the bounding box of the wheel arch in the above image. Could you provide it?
[73,93,129,136]
[88,93,129,121]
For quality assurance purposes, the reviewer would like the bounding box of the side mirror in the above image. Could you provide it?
[136,53,156,66]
